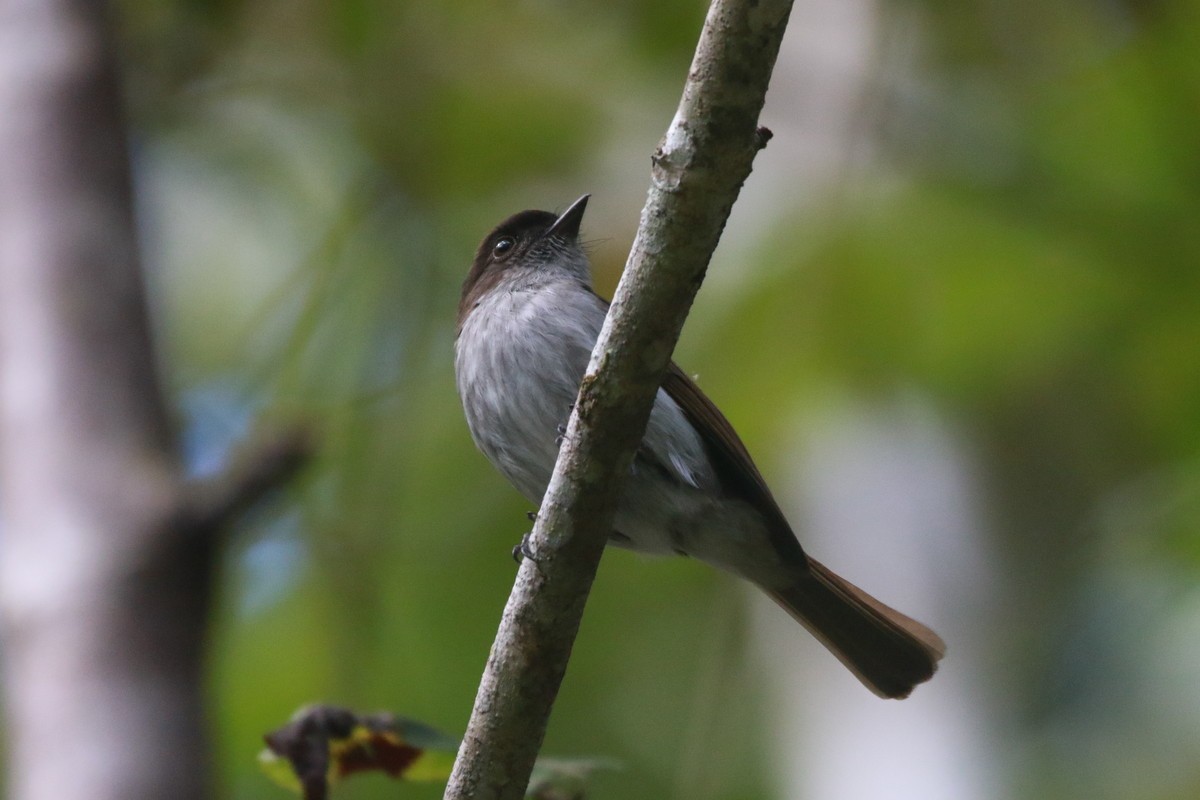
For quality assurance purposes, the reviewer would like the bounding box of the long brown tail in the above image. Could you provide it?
[766,558,945,699]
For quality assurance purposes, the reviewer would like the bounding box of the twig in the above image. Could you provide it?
[442,2,794,798]
[187,425,314,533]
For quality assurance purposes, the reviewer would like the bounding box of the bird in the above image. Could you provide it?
[454,195,944,698]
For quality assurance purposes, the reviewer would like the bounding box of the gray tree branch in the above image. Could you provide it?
[0,3,308,799]
[443,1,795,798]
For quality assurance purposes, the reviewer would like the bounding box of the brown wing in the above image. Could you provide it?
[661,363,808,567]
[663,364,947,698]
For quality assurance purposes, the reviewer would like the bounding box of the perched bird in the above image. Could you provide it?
[454,195,944,698]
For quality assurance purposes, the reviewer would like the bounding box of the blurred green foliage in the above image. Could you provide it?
[109,0,1200,798]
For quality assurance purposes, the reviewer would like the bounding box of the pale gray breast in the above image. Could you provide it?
[456,276,719,523]
[455,280,606,501]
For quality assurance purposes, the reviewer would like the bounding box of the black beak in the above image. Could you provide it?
[544,194,590,241]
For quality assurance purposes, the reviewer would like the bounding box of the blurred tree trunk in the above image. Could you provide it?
[0,3,305,799]
[0,2,212,799]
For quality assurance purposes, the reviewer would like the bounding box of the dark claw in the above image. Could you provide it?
[512,532,538,564]
[526,510,538,522]
[555,402,575,446]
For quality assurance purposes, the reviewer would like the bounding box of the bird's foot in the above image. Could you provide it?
[512,532,539,564]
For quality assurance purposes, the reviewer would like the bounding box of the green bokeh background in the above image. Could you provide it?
[113,0,1200,797]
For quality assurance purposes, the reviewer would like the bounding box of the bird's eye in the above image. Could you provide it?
[492,238,515,259]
